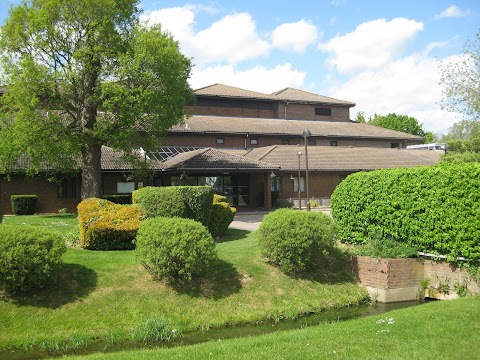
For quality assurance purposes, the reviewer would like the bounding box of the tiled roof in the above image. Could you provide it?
[271,88,356,107]
[194,83,354,106]
[162,148,278,171]
[245,145,442,171]
[194,83,274,100]
[172,115,424,140]
[4,146,163,172]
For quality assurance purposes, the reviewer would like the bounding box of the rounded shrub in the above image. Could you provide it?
[258,209,337,275]
[208,194,236,238]
[0,225,66,294]
[136,217,217,283]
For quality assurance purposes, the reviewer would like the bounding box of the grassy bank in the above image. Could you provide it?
[0,215,367,352]
[61,295,480,360]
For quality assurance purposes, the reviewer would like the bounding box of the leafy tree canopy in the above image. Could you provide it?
[367,113,427,137]
[0,0,194,198]
[439,30,480,121]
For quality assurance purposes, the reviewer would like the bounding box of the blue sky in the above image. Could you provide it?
[1,1,479,134]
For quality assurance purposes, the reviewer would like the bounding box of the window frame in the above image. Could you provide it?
[315,107,332,116]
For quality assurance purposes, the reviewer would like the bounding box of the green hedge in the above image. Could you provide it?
[208,194,236,238]
[258,209,337,275]
[11,195,38,215]
[133,186,213,227]
[136,217,217,283]
[331,164,480,262]
[0,225,66,293]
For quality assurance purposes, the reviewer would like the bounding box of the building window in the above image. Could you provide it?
[293,176,306,193]
[250,139,258,145]
[315,107,332,116]
[330,140,338,146]
[282,139,290,145]
[58,178,76,198]
[271,176,282,192]
[117,182,135,193]
[216,137,224,145]
[391,143,400,148]
[308,139,316,146]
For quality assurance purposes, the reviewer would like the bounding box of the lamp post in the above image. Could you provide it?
[303,128,311,211]
[297,150,302,210]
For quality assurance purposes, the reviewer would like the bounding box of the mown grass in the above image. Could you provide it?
[59,295,480,360]
[0,213,78,234]
[0,214,367,353]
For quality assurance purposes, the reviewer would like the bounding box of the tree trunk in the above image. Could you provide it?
[81,141,102,199]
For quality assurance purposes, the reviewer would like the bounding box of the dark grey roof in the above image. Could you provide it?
[245,145,442,171]
[271,88,355,107]
[172,115,424,141]
[162,148,278,171]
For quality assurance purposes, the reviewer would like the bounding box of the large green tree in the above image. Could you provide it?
[367,113,433,141]
[439,30,480,121]
[0,0,194,198]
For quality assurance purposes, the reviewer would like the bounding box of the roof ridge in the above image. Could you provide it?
[255,145,278,161]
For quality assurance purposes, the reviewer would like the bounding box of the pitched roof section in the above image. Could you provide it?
[245,145,441,172]
[172,115,424,141]
[271,88,355,107]
[194,83,274,100]
[162,147,278,171]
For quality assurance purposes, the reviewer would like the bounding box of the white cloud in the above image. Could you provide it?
[272,20,319,53]
[189,63,306,93]
[329,53,462,134]
[141,8,269,65]
[435,5,471,19]
[319,18,424,73]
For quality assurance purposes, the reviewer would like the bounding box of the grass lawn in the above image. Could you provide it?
[0,214,367,353]
[0,213,78,234]
[59,295,480,360]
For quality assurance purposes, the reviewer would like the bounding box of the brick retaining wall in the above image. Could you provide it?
[350,255,479,303]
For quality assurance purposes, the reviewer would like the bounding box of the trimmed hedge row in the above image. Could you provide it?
[11,195,38,215]
[133,186,213,228]
[77,198,141,250]
[331,164,480,262]
[0,225,66,293]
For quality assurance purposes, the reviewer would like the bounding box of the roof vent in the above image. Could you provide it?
[185,123,189,129]
[348,145,354,148]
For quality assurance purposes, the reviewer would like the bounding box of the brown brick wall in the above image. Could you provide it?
[276,103,351,121]
[165,133,420,149]
[0,174,81,215]
[187,105,276,119]
[423,259,480,296]
[274,171,351,201]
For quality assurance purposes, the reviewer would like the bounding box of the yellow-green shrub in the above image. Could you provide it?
[77,198,142,250]
[208,195,236,238]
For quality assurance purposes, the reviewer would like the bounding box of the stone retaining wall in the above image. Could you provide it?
[350,255,479,303]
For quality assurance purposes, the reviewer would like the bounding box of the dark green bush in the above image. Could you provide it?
[132,186,187,219]
[208,194,236,238]
[101,194,132,204]
[135,217,217,283]
[77,198,141,250]
[0,225,66,293]
[331,163,480,262]
[133,186,213,227]
[258,209,337,275]
[11,195,38,215]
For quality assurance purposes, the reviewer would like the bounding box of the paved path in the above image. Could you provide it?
[230,207,331,231]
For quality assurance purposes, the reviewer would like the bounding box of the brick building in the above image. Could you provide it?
[0,84,441,214]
